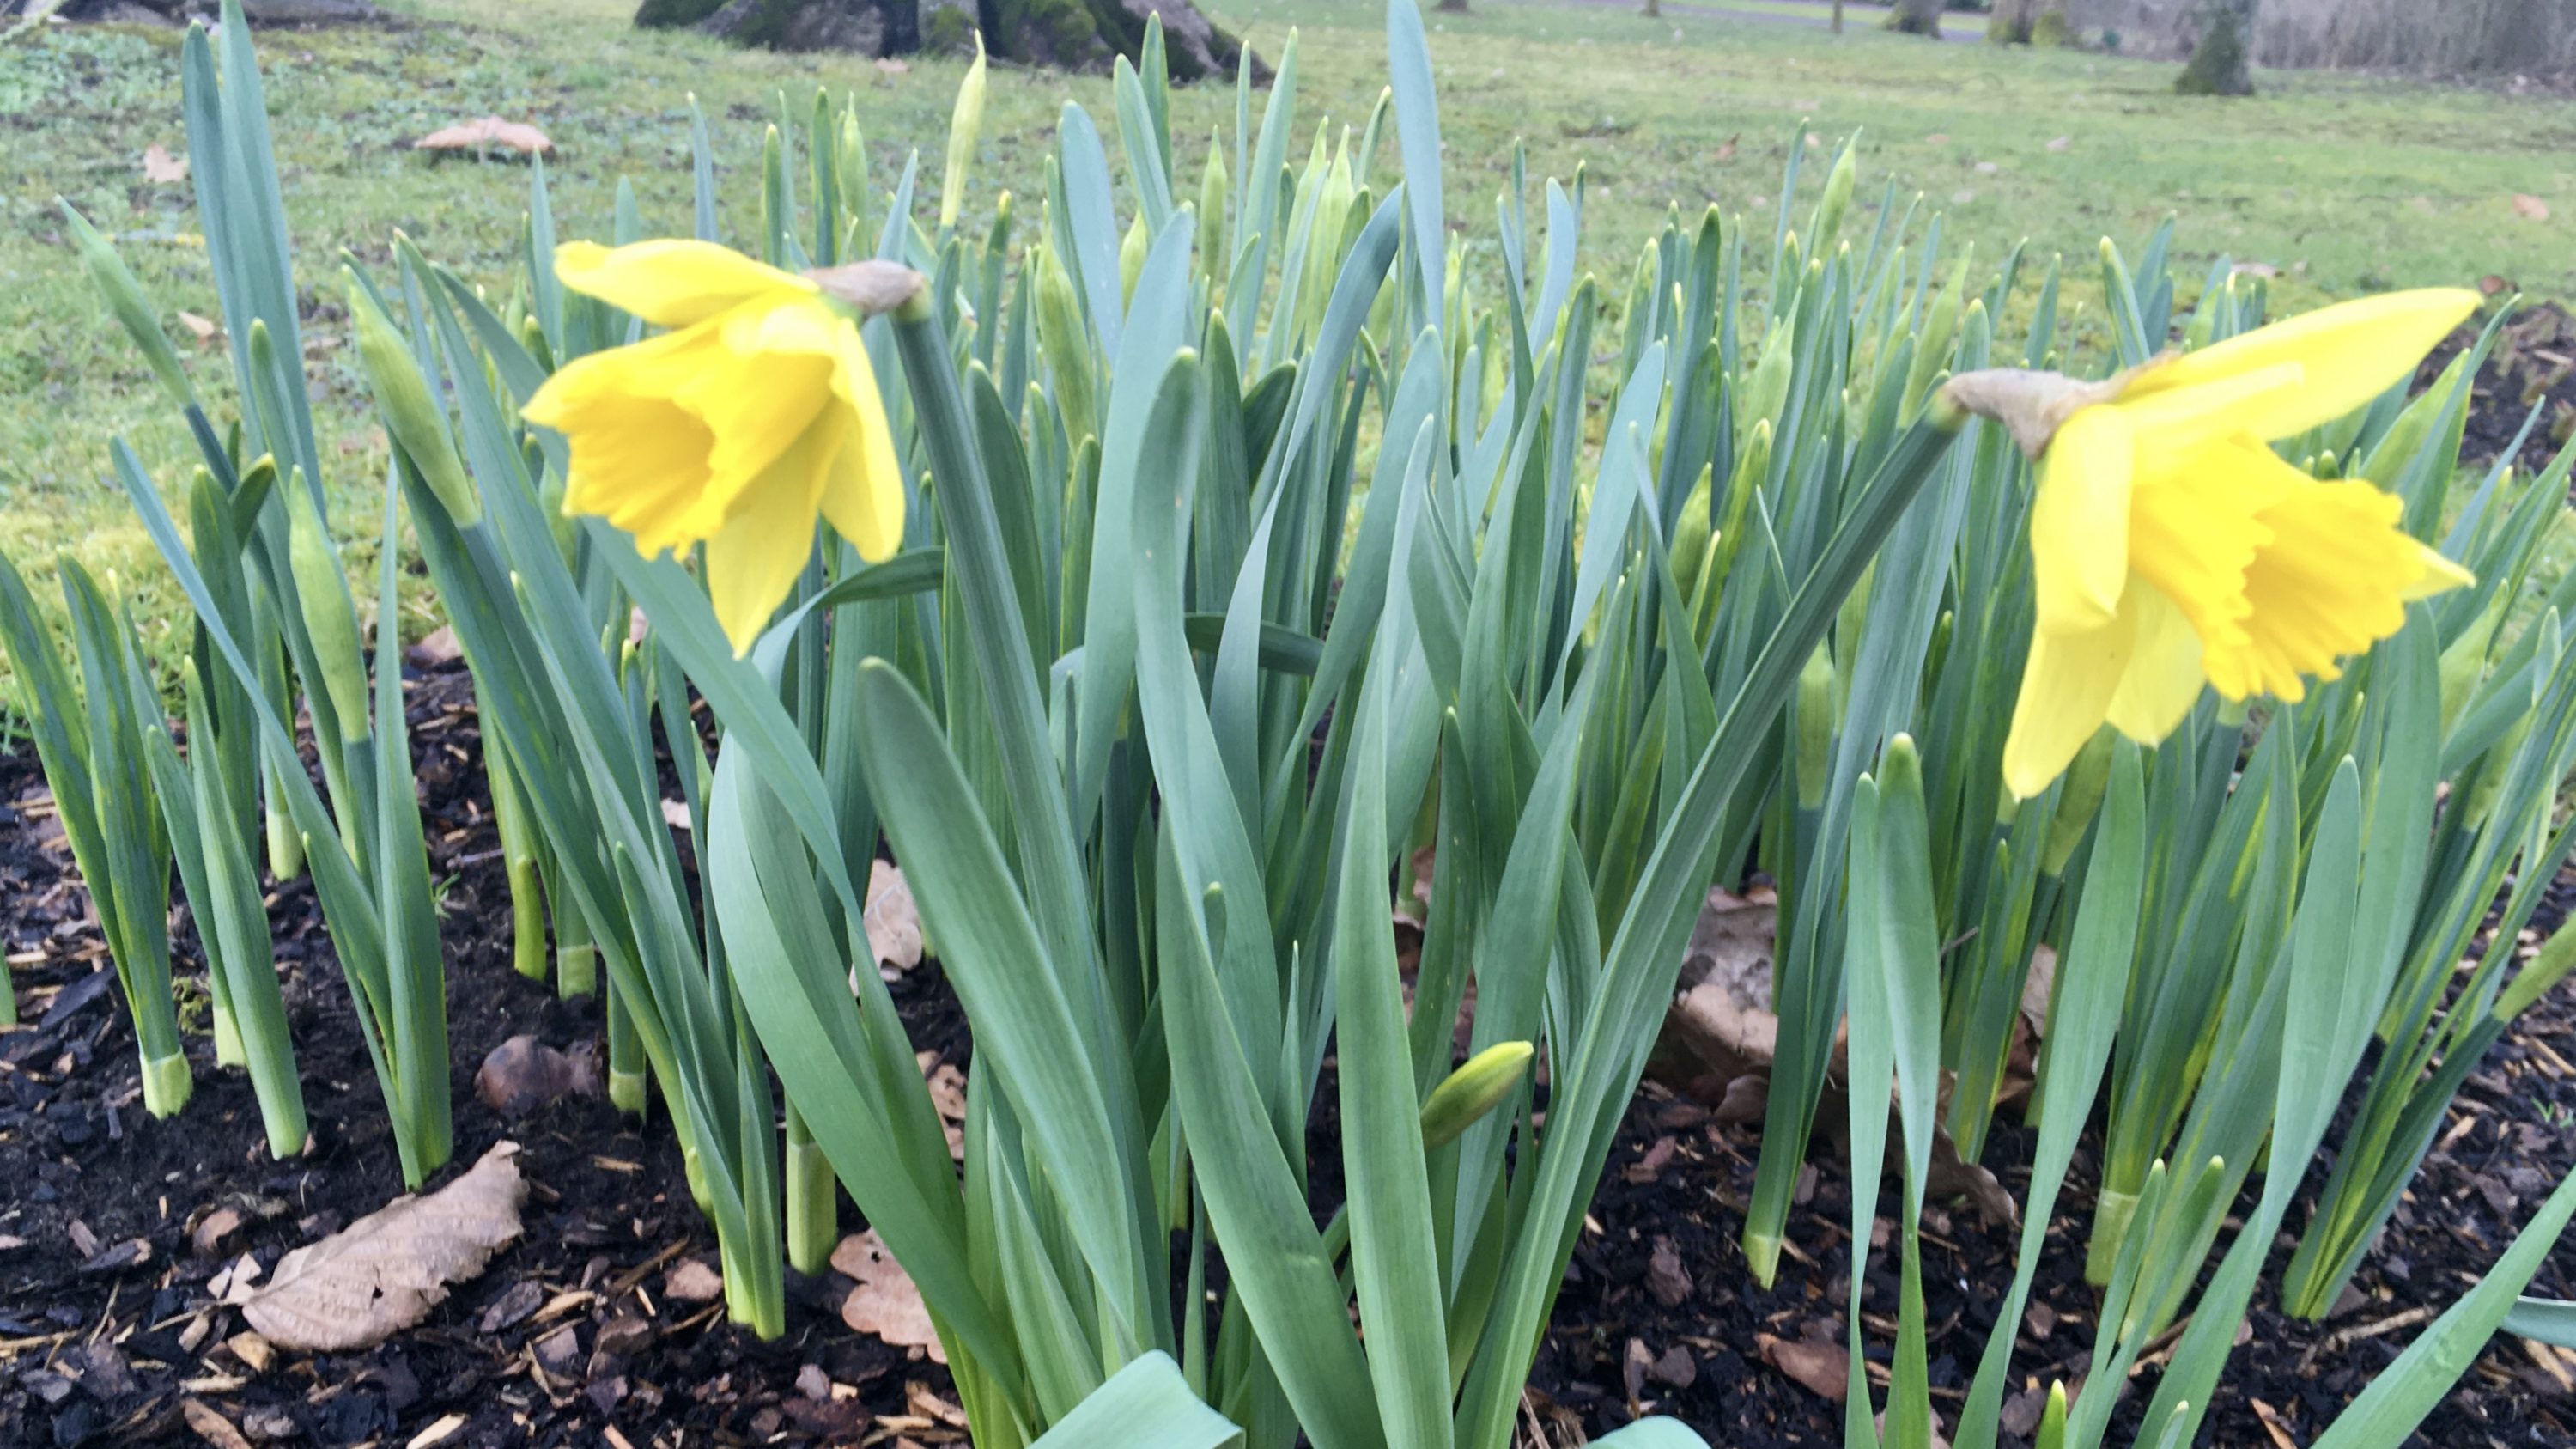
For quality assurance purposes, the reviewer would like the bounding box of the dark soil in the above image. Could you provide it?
[3,661,2573,1448]
[0,661,964,1449]
[2427,300,2576,478]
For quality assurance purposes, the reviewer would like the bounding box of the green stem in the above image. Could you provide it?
[210,994,246,1067]
[138,1046,193,1119]
[783,1104,836,1275]
[606,971,647,1117]
[264,776,303,881]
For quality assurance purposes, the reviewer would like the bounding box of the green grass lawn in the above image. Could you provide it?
[3,0,2571,666]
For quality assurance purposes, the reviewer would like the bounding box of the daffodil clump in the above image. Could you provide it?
[1945,289,2481,799]
[522,240,907,653]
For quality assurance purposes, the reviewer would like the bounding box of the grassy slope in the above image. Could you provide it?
[2,0,2570,665]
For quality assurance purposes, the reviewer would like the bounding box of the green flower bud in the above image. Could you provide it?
[284,478,370,744]
[1795,643,1836,809]
[1033,241,1097,435]
[347,271,480,526]
[1200,127,1230,279]
[1813,134,1858,250]
[2498,921,2576,1022]
[2035,1382,2068,1449]
[1746,314,1796,440]
[1670,463,1714,603]
[58,199,194,409]
[1420,1041,1535,1151]
[939,33,987,231]
[1118,211,1149,308]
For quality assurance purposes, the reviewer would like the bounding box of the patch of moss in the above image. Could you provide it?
[635,0,728,29]
[2031,8,2069,46]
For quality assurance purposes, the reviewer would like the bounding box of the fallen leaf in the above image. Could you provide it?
[663,1257,725,1304]
[142,144,189,183]
[1757,1332,1849,1400]
[238,1142,526,1351]
[2513,193,2550,222]
[834,1231,945,1362]
[176,311,220,346]
[874,57,911,74]
[405,624,463,667]
[918,1054,968,1161]
[475,1036,599,1117]
[191,1207,247,1257]
[2481,274,2514,296]
[866,861,923,972]
[414,117,554,157]
[1715,135,1738,163]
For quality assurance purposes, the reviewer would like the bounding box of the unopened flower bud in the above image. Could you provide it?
[1419,1041,1534,1150]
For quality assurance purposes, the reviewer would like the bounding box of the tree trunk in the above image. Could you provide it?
[1831,0,1842,33]
[1986,0,2035,44]
[1434,0,1467,11]
[2175,0,2255,94]
[1642,0,1658,16]
[1886,0,1943,37]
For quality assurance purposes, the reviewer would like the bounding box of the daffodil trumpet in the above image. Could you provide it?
[521,242,922,654]
[1941,287,2483,801]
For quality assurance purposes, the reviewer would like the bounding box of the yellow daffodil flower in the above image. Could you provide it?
[521,240,905,653]
[1946,288,2481,800]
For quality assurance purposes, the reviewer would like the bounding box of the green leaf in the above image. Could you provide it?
[1030,1353,1239,1449]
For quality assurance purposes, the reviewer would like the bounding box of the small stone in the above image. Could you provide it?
[532,1324,581,1378]
[243,1406,299,1442]
[796,1362,833,1400]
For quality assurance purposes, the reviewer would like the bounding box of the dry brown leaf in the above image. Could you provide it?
[1714,135,1738,163]
[833,1231,945,1363]
[918,1053,968,1161]
[142,143,189,184]
[1756,1332,1849,1401]
[181,1400,253,1449]
[414,117,554,157]
[237,1142,526,1351]
[406,624,463,667]
[2512,193,2551,222]
[866,861,924,973]
[176,311,220,345]
[663,1258,724,1304]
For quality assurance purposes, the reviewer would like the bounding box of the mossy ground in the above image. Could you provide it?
[4,0,2572,686]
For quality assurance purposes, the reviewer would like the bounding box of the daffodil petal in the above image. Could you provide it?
[523,330,726,557]
[2116,362,2304,476]
[683,303,839,512]
[2003,601,2136,801]
[2123,436,2280,673]
[705,427,834,654]
[556,240,812,329]
[2124,288,2478,441]
[819,357,907,563]
[2031,405,2136,634]
[2105,584,2207,744]
[2217,476,2424,701]
[2401,545,2476,602]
